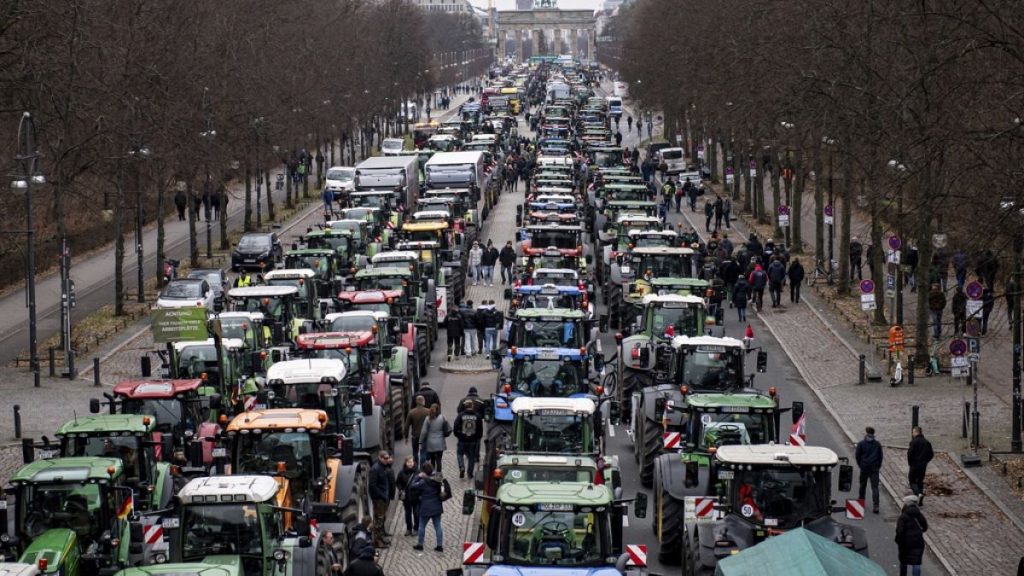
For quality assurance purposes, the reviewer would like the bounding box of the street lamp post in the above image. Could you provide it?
[128,136,151,302]
[201,88,216,260]
[13,112,44,387]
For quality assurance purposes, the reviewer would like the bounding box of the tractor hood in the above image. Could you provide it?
[19,528,75,572]
[482,567,625,576]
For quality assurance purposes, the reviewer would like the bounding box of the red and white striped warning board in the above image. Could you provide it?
[463,542,485,564]
[663,431,682,449]
[143,524,163,545]
[244,395,257,411]
[846,499,865,520]
[694,497,716,519]
[625,544,647,566]
[789,433,806,446]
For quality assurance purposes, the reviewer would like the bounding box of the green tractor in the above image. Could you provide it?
[228,285,308,345]
[0,457,138,575]
[457,481,649,576]
[607,246,702,331]
[276,250,342,302]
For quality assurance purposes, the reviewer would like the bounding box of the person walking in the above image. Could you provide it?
[787,258,805,303]
[907,426,934,506]
[397,455,420,536]
[850,237,863,281]
[411,462,445,553]
[855,426,884,514]
[483,242,499,286]
[416,382,441,412]
[722,197,732,229]
[458,387,486,415]
[473,301,487,355]
[174,188,188,221]
[453,400,483,479]
[499,241,516,285]
[468,242,483,285]
[928,284,946,339]
[408,395,430,467]
[368,450,395,549]
[484,303,501,355]
[462,301,478,357]
[748,264,768,312]
[419,404,450,473]
[767,257,786,307]
[704,197,715,233]
[322,187,335,219]
[982,287,995,336]
[895,494,928,576]
[905,243,919,292]
[686,179,699,212]
[952,249,968,290]
[732,277,750,321]
[952,286,967,336]
[713,195,724,231]
[445,307,464,362]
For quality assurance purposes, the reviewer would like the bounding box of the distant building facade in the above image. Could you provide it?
[413,0,474,13]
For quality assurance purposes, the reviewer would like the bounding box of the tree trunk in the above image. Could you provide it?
[156,175,165,289]
[114,176,125,316]
[812,145,824,260]
[792,147,804,253]
[913,169,934,366]
[732,146,742,203]
[244,158,253,232]
[838,151,851,296]
[771,148,783,241]
[743,148,753,214]
[266,168,275,221]
[869,181,886,324]
[285,159,293,210]
[188,180,198,268]
[709,133,719,183]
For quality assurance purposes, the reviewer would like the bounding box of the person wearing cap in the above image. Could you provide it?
[895,493,928,576]
[453,400,483,479]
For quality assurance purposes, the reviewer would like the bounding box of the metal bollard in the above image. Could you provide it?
[963,402,970,439]
[48,348,56,377]
[972,411,981,450]
[93,357,101,387]
[858,355,866,385]
[13,405,21,439]
[907,355,915,386]
[912,405,919,430]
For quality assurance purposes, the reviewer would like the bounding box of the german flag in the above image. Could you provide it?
[117,494,134,520]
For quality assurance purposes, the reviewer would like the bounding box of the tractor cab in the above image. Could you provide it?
[509,397,600,456]
[167,339,247,403]
[228,286,305,345]
[508,285,590,317]
[264,268,329,324]
[506,308,590,350]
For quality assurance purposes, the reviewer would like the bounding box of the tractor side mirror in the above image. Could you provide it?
[361,393,373,417]
[515,214,522,227]
[271,349,283,363]
[141,355,152,378]
[483,399,494,422]
[639,347,650,366]
[634,493,648,518]
[791,401,804,424]
[214,296,224,313]
[462,489,476,515]
[585,254,593,264]
[838,464,853,492]
[756,350,767,373]
[90,398,101,414]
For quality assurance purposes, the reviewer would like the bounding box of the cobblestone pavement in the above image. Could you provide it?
[378,449,477,575]
[671,201,1024,574]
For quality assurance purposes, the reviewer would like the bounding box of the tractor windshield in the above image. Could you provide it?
[680,348,743,389]
[122,398,192,434]
[175,345,219,378]
[65,437,144,480]
[357,275,407,292]
[284,255,331,276]
[504,507,607,565]
[511,359,583,397]
[650,306,702,338]
[19,482,103,541]
[234,296,297,324]
[527,230,578,250]
[519,413,587,453]
[268,381,332,409]
[635,254,691,277]
[518,320,582,348]
[236,432,314,480]
[729,467,829,529]
[329,315,376,333]
[182,503,263,558]
[692,412,772,450]
[532,271,578,287]
[307,235,351,254]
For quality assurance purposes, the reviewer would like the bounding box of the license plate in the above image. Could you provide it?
[37,449,60,459]
[536,503,572,511]
[244,259,255,263]
[211,447,227,458]
[536,349,558,360]
[162,518,180,528]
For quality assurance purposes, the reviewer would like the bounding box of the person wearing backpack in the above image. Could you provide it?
[453,400,484,479]
[419,404,450,474]
[748,263,768,312]
[411,462,445,552]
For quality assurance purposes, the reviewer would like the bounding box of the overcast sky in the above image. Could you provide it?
[465,0,604,11]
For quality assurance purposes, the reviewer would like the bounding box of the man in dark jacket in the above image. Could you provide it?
[368,451,395,548]
[855,426,884,514]
[895,494,928,576]
[408,395,430,466]
[748,264,768,312]
[174,189,188,221]
[453,400,484,478]
[445,307,464,361]
[952,286,967,335]
[458,387,486,415]
[787,258,805,303]
[928,284,946,338]
[907,426,934,506]
[766,257,786,307]
[850,238,863,280]
[416,382,441,411]
[499,241,516,285]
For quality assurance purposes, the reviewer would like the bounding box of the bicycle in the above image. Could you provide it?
[809,258,837,286]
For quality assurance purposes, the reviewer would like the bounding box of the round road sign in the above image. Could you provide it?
[966,280,984,300]
[778,204,790,215]
[888,235,902,251]
[859,280,875,294]
[824,204,833,217]
[949,339,967,357]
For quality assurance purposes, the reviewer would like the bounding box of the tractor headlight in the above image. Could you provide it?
[273,549,288,562]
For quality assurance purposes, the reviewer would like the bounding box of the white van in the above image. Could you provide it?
[381,138,405,156]
[658,147,686,174]
[606,96,623,118]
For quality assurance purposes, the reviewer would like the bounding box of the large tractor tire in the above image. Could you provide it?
[608,283,623,329]
[379,403,394,454]
[391,380,407,440]
[483,422,512,476]
[341,463,371,527]
[637,411,662,488]
[655,461,685,565]
[620,369,651,428]
[416,332,430,377]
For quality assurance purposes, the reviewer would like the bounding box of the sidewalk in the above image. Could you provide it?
[675,195,1024,574]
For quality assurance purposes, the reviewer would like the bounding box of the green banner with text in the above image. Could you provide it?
[151,307,209,343]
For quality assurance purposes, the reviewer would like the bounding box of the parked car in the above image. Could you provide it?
[231,232,282,271]
[156,278,219,311]
[187,268,228,300]
[324,166,356,194]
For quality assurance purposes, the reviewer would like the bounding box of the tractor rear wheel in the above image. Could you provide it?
[608,283,623,329]
[417,333,430,377]
[639,413,662,488]
[391,380,407,440]
[656,466,685,564]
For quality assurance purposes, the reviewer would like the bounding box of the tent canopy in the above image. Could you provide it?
[714,528,885,576]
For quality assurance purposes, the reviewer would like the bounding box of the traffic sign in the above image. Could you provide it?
[967,337,980,355]
[887,250,901,264]
[966,280,984,300]
[968,352,980,363]
[778,204,790,215]
[886,274,896,291]
[860,293,876,311]
[888,235,902,251]
[952,366,969,378]
[824,204,833,217]
[951,355,969,368]
[860,280,875,294]
[949,339,967,357]
[779,213,790,228]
